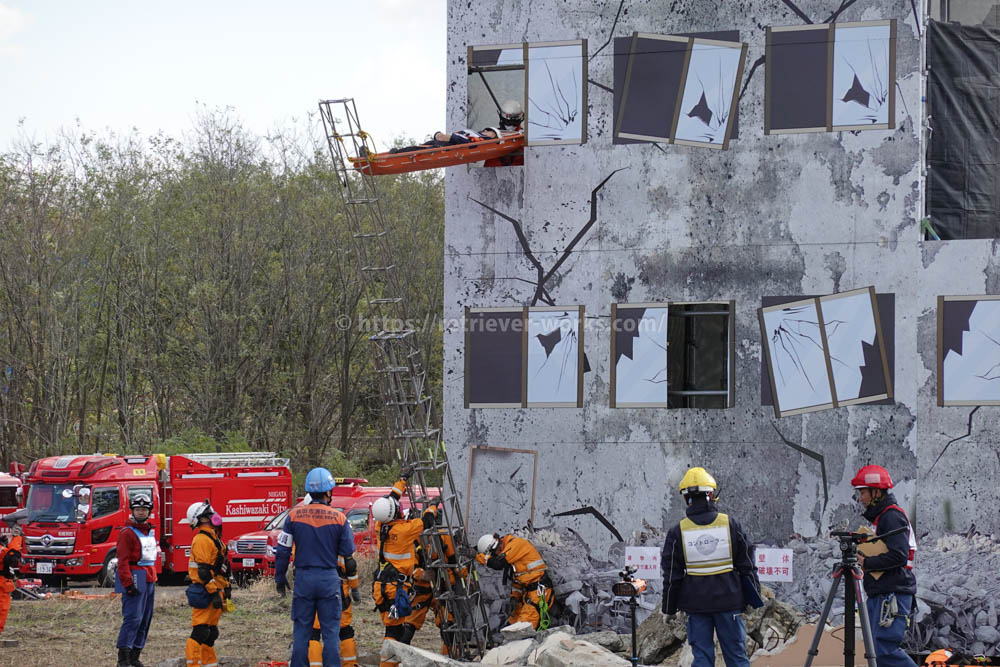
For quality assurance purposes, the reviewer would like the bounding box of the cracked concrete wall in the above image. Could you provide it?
[442,0,1000,558]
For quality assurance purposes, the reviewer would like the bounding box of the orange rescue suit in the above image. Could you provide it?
[0,535,23,634]
[477,535,552,629]
[186,526,230,667]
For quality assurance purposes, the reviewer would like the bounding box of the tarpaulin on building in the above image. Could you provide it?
[927,19,1000,239]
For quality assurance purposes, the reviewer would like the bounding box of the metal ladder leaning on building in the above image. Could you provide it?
[317,98,492,659]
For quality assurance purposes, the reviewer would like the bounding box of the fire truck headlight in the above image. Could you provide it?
[65,558,82,567]
[227,540,236,553]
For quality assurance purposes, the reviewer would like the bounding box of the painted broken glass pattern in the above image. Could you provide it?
[674,41,744,147]
[940,296,1000,405]
[612,305,669,407]
[527,307,582,405]
[526,41,587,145]
[831,23,893,129]
[761,298,834,415]
[818,288,891,404]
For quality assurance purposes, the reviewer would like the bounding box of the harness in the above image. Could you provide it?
[191,529,231,580]
[872,504,916,569]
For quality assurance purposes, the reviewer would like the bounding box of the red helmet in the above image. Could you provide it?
[851,465,893,490]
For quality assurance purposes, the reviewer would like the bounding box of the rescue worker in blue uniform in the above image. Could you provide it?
[852,465,918,667]
[115,493,157,667]
[661,467,760,667]
[275,468,356,667]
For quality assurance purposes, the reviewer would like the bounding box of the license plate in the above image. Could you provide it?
[242,558,256,567]
[36,562,53,574]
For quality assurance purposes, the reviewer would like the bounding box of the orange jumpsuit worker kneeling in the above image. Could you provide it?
[308,554,361,667]
[371,470,439,667]
[185,501,231,667]
[0,532,23,634]
[476,533,553,630]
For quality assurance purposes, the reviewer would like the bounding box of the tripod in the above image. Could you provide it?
[612,565,648,667]
[803,527,907,667]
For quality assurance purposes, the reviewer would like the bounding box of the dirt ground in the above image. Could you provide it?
[0,557,444,666]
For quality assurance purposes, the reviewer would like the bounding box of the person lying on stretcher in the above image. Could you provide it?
[387,127,503,154]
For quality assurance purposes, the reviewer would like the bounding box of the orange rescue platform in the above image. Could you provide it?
[348,132,524,175]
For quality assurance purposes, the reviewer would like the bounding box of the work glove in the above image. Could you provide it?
[400,464,414,481]
[126,584,140,596]
[211,592,223,609]
[351,587,362,603]
[276,580,287,597]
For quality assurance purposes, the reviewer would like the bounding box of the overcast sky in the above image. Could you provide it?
[0,0,445,151]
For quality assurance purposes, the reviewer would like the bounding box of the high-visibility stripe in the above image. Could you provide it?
[348,574,359,581]
[522,559,544,571]
[687,563,734,575]
[383,551,409,561]
[188,561,199,568]
[341,654,357,661]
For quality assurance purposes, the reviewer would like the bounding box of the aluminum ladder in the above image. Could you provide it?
[318,98,492,659]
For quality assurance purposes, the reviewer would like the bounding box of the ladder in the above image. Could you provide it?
[318,98,492,659]
[177,452,291,468]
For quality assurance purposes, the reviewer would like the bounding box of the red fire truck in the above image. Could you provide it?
[0,469,22,540]
[18,452,292,585]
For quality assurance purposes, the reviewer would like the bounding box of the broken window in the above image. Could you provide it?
[465,307,525,408]
[616,32,746,149]
[765,20,896,134]
[468,43,526,132]
[610,304,669,407]
[465,445,537,533]
[666,302,735,409]
[759,287,893,417]
[526,306,584,406]
[938,295,1000,405]
[526,40,587,145]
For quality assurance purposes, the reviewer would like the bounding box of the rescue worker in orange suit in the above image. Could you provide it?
[661,467,760,667]
[852,465,918,667]
[115,493,157,667]
[370,469,439,667]
[185,501,232,667]
[0,531,23,635]
[275,468,356,667]
[306,550,362,666]
[476,533,553,630]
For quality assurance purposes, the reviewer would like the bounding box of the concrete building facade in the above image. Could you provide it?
[441,0,1000,557]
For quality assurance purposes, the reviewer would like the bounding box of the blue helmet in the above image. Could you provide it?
[305,467,336,493]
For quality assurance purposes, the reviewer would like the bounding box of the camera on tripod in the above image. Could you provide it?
[612,565,648,597]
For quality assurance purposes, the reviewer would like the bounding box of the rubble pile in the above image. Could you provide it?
[766,532,1000,655]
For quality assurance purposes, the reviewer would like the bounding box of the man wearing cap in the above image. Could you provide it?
[852,465,918,667]
[275,467,356,667]
[661,467,760,667]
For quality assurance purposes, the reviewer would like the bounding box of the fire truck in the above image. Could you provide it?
[18,452,292,585]
[0,469,22,540]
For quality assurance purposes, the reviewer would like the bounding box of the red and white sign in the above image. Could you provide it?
[624,546,660,577]
[755,547,793,582]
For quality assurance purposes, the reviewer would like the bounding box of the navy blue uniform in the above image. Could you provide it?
[276,502,355,667]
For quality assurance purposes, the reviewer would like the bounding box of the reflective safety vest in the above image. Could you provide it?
[680,514,734,576]
[872,504,916,569]
[130,527,157,566]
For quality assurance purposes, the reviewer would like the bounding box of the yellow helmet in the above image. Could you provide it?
[678,467,717,497]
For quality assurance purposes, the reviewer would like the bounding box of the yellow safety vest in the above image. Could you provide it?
[680,513,734,576]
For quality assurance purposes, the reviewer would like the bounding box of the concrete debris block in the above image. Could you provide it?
[917,588,949,607]
[564,590,588,615]
[379,639,470,666]
[636,609,687,665]
[974,625,1000,644]
[480,638,535,665]
[577,630,628,653]
[500,621,536,641]
[553,579,583,596]
[527,630,631,667]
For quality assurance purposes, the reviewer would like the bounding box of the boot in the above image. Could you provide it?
[128,648,145,667]
[116,648,130,667]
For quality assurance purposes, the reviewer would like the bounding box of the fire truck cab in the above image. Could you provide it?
[18,452,292,585]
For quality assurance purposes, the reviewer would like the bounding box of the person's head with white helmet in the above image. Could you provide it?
[186,499,215,529]
[371,495,401,524]
[476,533,500,556]
[499,99,524,130]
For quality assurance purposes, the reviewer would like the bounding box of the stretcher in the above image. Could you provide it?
[348,132,524,175]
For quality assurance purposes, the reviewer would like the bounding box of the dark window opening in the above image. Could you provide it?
[91,486,121,519]
[666,303,733,409]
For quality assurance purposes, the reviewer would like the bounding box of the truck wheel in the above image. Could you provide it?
[98,549,118,588]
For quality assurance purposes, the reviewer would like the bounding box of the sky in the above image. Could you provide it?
[0,0,446,151]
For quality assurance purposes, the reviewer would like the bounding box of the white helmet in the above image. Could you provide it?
[372,496,399,523]
[186,500,214,528]
[477,534,499,555]
[499,99,524,127]
[482,126,503,140]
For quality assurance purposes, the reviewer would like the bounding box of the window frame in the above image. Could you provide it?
[90,485,122,520]
[665,301,736,408]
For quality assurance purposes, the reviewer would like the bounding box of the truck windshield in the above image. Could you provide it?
[26,483,79,522]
